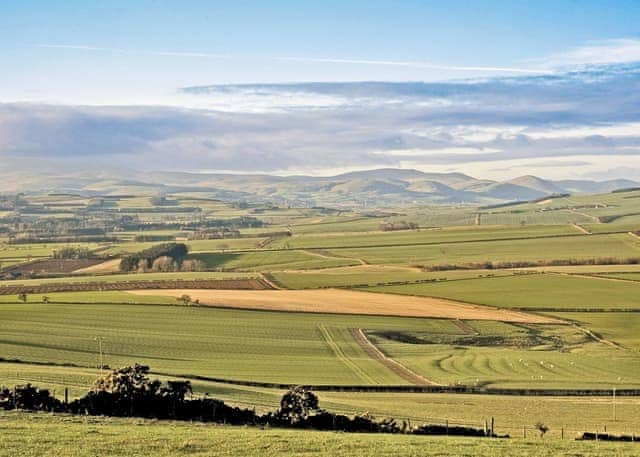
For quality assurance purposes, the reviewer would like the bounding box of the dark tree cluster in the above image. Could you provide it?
[119,243,188,272]
[0,364,499,438]
[52,246,93,259]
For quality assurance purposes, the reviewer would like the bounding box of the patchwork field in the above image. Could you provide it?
[1,190,640,456]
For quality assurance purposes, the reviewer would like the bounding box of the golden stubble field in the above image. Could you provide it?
[126,288,560,323]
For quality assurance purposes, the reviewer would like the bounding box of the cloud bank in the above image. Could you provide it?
[1,58,640,180]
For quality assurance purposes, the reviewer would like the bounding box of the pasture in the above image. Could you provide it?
[325,233,640,267]
[366,273,640,311]
[0,300,636,389]
[2,413,640,456]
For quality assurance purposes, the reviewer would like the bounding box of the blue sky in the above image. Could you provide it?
[1,1,639,180]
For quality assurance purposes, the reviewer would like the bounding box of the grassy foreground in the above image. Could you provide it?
[1,412,639,457]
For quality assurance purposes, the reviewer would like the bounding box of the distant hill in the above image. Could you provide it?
[505,175,567,195]
[1,168,637,208]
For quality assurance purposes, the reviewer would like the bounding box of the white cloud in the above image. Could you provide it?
[532,38,640,68]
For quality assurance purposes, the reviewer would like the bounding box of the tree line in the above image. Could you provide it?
[0,364,499,437]
[119,243,189,272]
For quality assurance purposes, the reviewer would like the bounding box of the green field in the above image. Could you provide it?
[2,413,639,457]
[592,272,640,281]
[187,249,359,271]
[326,233,640,267]
[270,224,581,250]
[366,273,640,310]
[369,323,640,389]
[270,265,517,289]
[1,301,435,385]
[550,312,640,351]
[1,299,638,389]
[2,190,640,455]
[1,271,257,286]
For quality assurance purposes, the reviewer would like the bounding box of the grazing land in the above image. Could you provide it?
[3,412,640,457]
[366,273,640,311]
[1,189,640,455]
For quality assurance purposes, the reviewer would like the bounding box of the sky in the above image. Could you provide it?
[1,0,640,181]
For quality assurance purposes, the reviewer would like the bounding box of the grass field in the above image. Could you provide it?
[3,362,639,438]
[591,272,640,281]
[369,322,640,388]
[2,413,640,457]
[325,233,640,267]
[550,312,640,351]
[270,225,581,250]
[0,242,103,261]
[1,302,432,385]
[366,273,640,310]
[1,300,636,389]
[2,190,640,454]
[269,265,518,289]
[1,271,257,286]
[187,250,359,271]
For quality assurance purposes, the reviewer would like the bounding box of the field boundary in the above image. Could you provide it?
[0,278,273,295]
[3,359,639,396]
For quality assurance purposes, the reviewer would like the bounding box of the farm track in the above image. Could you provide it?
[349,328,439,386]
[452,319,478,335]
[555,272,640,284]
[0,278,272,295]
[258,273,281,289]
[318,326,376,384]
[572,325,623,349]
[571,224,591,234]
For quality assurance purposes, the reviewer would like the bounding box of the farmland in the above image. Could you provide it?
[365,273,640,311]
[1,189,640,454]
[4,413,640,457]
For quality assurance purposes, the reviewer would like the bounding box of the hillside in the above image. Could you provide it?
[1,168,637,208]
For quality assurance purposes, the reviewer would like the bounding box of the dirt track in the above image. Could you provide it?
[126,288,561,323]
[349,328,439,386]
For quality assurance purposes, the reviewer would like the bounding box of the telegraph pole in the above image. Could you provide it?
[94,337,106,377]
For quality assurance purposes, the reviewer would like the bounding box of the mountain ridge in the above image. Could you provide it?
[1,168,637,208]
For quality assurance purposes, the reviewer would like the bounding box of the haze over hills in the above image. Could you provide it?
[2,168,637,208]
